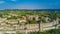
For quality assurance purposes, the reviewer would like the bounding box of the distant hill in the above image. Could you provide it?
[0,9,60,11]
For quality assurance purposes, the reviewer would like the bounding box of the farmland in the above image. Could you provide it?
[0,9,60,34]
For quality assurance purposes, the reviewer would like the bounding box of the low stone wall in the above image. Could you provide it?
[0,20,59,34]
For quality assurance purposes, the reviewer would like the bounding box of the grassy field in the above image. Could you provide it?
[29,29,60,34]
[0,10,60,19]
[3,29,60,34]
[0,10,60,24]
[0,10,60,34]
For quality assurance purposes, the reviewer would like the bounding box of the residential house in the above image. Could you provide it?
[44,17,52,23]
[17,16,27,23]
[28,15,39,20]
[5,19,18,24]
[10,14,18,17]
[0,18,7,23]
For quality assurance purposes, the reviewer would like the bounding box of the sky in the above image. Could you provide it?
[0,0,60,10]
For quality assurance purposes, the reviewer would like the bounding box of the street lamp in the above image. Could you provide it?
[37,16,43,32]
[24,27,27,34]
[24,21,28,34]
